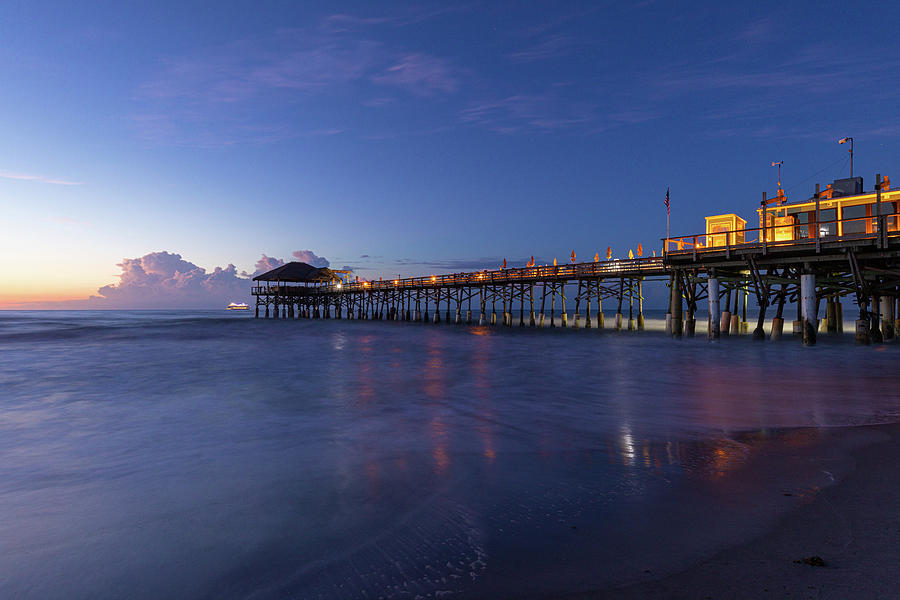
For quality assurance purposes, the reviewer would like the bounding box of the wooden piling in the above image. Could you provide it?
[584,281,592,329]
[720,287,731,335]
[597,287,605,329]
[665,274,673,335]
[881,295,895,340]
[671,271,683,338]
[800,270,816,346]
[529,285,536,327]
[574,281,583,330]
[520,284,526,326]
[616,278,624,331]
[628,279,635,331]
[550,284,556,327]
[637,279,645,330]
[708,272,720,340]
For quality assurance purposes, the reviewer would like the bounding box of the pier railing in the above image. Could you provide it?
[249,257,666,295]
[664,214,899,260]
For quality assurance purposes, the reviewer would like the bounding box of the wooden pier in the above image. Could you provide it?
[252,175,900,345]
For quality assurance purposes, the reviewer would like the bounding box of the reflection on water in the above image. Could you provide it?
[0,311,897,598]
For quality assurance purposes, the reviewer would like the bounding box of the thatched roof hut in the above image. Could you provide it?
[253,262,339,284]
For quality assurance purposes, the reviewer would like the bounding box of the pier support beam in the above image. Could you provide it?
[671,271,683,338]
[800,270,816,346]
[616,278,624,331]
[708,274,720,340]
[720,288,731,336]
[881,295,895,341]
[637,279,645,331]
[597,291,604,329]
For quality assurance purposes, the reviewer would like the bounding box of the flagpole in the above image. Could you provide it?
[664,187,670,257]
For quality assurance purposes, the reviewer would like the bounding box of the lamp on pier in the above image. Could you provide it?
[838,137,853,177]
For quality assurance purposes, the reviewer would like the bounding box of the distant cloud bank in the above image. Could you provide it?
[12,249,331,310]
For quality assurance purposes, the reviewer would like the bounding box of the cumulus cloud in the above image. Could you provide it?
[291,249,330,267]
[94,251,250,309]
[251,254,284,276]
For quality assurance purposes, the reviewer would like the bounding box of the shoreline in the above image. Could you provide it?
[563,421,900,599]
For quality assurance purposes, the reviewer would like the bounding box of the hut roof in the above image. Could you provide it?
[252,261,337,282]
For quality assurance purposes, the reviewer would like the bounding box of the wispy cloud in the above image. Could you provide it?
[133,11,468,146]
[460,91,594,133]
[372,53,460,97]
[0,171,84,185]
[506,35,573,63]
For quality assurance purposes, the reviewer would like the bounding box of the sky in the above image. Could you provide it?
[2,0,900,308]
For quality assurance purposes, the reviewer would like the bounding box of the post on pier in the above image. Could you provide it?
[637,279,645,331]
[434,290,442,324]
[730,286,740,335]
[880,294,895,341]
[466,289,472,324]
[574,281,583,329]
[502,292,508,327]
[519,284,526,327]
[628,279,635,331]
[671,270,683,337]
[597,284,605,329]
[491,294,497,326]
[616,278,624,330]
[560,285,567,328]
[836,296,844,333]
[800,267,816,346]
[550,284,557,327]
[708,270,720,340]
[870,296,883,344]
[720,287,731,335]
[665,274,673,335]
[479,287,487,326]
[539,283,547,327]
[584,281,592,329]
[740,287,749,334]
[826,295,837,334]
[529,285,536,327]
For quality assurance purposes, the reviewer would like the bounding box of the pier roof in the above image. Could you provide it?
[253,261,337,283]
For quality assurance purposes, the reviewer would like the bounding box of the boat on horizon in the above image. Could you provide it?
[226,302,250,310]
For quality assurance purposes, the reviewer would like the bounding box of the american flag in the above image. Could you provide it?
[665,187,670,215]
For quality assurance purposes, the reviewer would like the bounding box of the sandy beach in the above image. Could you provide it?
[566,422,900,599]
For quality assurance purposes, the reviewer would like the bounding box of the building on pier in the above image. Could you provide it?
[252,261,350,319]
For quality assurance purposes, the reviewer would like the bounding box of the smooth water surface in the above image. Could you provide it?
[1,311,898,598]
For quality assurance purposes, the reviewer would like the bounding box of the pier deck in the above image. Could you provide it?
[253,211,900,345]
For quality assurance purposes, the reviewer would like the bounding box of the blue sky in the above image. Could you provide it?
[2,1,899,306]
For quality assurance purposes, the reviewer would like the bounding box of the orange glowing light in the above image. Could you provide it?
[431,276,436,282]
[394,279,399,285]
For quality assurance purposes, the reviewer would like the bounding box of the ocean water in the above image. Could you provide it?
[1,310,898,599]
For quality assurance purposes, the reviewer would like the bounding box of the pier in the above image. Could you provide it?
[253,174,900,345]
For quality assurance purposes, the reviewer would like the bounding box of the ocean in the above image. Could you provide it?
[1,310,898,599]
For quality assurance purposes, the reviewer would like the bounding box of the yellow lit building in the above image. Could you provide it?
[705,214,747,247]
[756,176,898,242]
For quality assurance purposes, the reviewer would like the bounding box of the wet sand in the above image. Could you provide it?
[565,422,900,599]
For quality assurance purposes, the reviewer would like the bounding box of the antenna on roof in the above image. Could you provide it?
[770,161,784,192]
